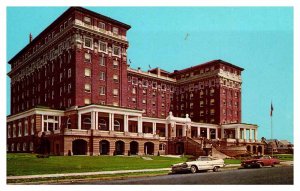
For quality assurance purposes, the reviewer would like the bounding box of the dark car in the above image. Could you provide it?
[241,155,280,168]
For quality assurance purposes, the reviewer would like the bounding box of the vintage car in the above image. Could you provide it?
[241,155,280,168]
[171,156,225,174]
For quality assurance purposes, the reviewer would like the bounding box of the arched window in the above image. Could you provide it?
[31,119,35,135]
[18,122,22,137]
[24,120,28,136]
[67,118,71,129]
[29,142,34,151]
[7,125,11,138]
[23,142,27,151]
[99,119,107,130]
[13,124,16,137]
[83,117,91,129]
[114,120,120,131]
[17,143,21,151]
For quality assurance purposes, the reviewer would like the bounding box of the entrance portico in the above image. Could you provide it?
[221,124,258,142]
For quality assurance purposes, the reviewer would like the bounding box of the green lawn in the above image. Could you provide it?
[224,159,241,164]
[273,154,293,161]
[7,153,187,176]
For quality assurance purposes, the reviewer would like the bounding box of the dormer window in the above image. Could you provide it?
[99,22,105,30]
[112,27,119,35]
[83,16,91,25]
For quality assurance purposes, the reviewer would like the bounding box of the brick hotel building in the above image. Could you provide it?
[6,7,264,157]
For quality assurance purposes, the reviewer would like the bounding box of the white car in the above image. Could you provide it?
[171,156,225,174]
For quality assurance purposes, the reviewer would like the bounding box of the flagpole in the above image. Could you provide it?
[270,102,273,158]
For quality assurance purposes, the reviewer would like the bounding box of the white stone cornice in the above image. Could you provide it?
[7,108,64,122]
[77,104,143,116]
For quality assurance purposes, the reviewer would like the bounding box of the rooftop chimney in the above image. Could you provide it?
[29,33,33,43]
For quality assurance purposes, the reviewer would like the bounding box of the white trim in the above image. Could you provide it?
[98,40,108,54]
[7,108,64,122]
[83,36,93,50]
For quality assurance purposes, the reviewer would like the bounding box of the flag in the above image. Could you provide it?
[270,102,274,116]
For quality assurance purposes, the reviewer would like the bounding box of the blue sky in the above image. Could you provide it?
[6,7,293,142]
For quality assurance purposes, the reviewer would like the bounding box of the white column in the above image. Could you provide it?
[78,113,81,130]
[165,123,168,138]
[91,111,95,130]
[254,129,257,141]
[182,125,187,137]
[221,128,224,138]
[138,116,142,133]
[109,113,112,131]
[124,115,128,132]
[249,129,253,140]
[215,128,218,139]
[95,112,98,130]
[197,127,200,137]
[243,128,247,140]
[206,128,210,139]
[41,114,44,132]
[58,116,61,130]
[153,122,157,134]
[235,127,240,139]
[111,113,114,131]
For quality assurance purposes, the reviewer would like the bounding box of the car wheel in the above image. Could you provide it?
[213,166,220,172]
[190,166,198,174]
[271,163,275,167]
[258,163,263,168]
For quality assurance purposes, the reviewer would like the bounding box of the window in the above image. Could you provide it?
[190,103,194,109]
[7,125,11,138]
[84,37,93,49]
[84,83,91,93]
[200,110,204,116]
[162,103,165,108]
[18,122,22,137]
[84,98,91,105]
[112,46,121,57]
[67,84,71,93]
[210,88,215,95]
[200,100,204,107]
[68,68,72,78]
[114,120,120,131]
[210,99,215,105]
[99,119,107,130]
[142,99,146,104]
[161,84,166,91]
[132,77,138,85]
[100,71,105,81]
[113,60,119,69]
[142,80,148,87]
[30,119,34,135]
[23,142,27,151]
[99,41,107,53]
[99,22,105,30]
[112,27,119,35]
[113,74,119,83]
[68,98,72,107]
[132,88,136,94]
[85,68,91,77]
[66,118,71,129]
[200,91,204,98]
[99,56,106,66]
[113,89,119,96]
[60,73,63,82]
[210,109,215,115]
[132,98,136,103]
[100,86,105,95]
[152,82,157,89]
[51,77,55,86]
[84,53,91,62]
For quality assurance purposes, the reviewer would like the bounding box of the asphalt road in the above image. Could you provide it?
[74,166,293,185]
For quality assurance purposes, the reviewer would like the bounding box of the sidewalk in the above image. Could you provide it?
[7,168,171,180]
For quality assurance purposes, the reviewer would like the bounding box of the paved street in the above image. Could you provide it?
[72,166,293,185]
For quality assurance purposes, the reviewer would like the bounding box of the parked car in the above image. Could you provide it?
[241,155,280,168]
[171,156,225,174]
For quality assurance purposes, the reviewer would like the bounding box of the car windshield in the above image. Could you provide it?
[198,157,211,161]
